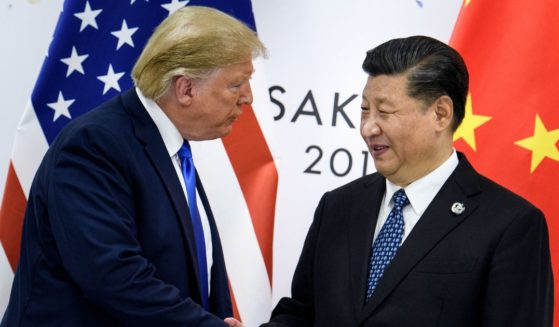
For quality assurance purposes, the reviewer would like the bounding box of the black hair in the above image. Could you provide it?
[362,35,468,130]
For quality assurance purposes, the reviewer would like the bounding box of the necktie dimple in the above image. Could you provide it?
[177,141,209,310]
[365,189,409,301]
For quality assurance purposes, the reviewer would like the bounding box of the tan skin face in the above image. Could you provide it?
[360,74,454,187]
[158,59,255,141]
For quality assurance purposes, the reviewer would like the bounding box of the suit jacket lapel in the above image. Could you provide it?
[359,155,482,323]
[119,89,202,291]
[348,175,385,317]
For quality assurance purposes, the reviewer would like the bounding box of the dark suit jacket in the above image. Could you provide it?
[265,154,553,326]
[2,89,232,326]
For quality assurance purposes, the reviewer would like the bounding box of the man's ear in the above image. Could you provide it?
[432,95,453,131]
[174,75,194,106]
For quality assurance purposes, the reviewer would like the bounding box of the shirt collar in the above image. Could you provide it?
[135,87,183,157]
[384,150,459,216]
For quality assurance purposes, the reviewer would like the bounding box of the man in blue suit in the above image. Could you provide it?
[2,6,265,326]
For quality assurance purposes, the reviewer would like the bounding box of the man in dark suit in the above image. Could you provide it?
[1,6,265,327]
[264,36,553,326]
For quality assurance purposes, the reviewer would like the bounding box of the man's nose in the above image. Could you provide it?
[239,82,253,105]
[361,115,381,138]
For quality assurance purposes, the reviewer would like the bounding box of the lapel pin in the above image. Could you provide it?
[451,202,465,215]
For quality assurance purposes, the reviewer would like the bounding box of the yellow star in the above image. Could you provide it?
[514,114,559,173]
[464,0,471,7]
[453,93,492,151]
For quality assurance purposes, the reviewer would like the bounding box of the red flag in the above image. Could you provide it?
[450,0,559,323]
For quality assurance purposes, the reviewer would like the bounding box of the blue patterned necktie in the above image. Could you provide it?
[177,141,209,310]
[365,189,409,301]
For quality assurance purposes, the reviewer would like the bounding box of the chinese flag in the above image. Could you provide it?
[450,0,559,323]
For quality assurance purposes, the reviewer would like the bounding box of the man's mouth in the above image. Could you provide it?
[371,144,389,157]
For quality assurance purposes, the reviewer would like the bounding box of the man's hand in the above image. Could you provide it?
[224,317,244,327]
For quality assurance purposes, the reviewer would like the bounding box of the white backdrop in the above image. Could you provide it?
[0,0,462,315]
[251,0,462,303]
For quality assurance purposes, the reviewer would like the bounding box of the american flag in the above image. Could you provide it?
[0,0,277,325]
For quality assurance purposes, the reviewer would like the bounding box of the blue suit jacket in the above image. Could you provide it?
[2,89,232,326]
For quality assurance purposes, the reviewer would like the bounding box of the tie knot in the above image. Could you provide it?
[392,189,409,209]
[177,141,192,160]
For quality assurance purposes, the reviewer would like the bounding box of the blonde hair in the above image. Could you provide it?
[132,6,266,100]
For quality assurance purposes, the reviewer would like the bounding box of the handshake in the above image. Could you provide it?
[225,318,244,327]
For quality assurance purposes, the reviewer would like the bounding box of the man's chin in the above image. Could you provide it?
[373,162,393,179]
[218,126,234,139]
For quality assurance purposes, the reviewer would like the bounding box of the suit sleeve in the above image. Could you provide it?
[47,126,227,326]
[481,206,553,327]
[262,193,330,327]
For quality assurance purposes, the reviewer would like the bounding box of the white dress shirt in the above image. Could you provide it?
[372,150,459,245]
[136,88,213,292]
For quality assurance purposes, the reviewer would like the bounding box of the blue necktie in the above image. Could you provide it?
[177,141,209,310]
[365,189,409,301]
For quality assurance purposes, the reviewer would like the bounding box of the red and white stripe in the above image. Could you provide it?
[0,100,50,312]
[192,58,277,325]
